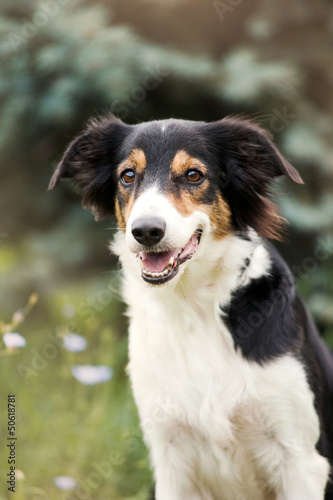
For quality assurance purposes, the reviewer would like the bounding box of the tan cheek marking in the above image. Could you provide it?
[206,193,232,240]
[166,190,232,241]
[116,148,145,232]
[115,197,126,232]
[115,192,136,232]
[171,150,207,177]
[166,183,208,217]
[118,182,131,202]
[124,194,135,226]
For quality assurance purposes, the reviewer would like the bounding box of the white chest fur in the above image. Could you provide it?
[126,288,327,500]
[114,233,329,500]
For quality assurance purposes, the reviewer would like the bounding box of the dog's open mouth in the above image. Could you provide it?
[136,230,202,285]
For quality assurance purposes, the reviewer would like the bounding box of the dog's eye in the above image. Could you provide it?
[120,169,135,185]
[185,169,203,183]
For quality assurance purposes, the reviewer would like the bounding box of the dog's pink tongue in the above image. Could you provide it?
[140,250,177,273]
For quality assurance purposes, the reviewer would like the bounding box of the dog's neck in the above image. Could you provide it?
[112,230,271,312]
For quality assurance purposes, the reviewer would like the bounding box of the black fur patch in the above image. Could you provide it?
[49,115,133,220]
[222,244,301,362]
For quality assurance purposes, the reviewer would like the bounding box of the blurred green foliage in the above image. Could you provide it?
[0,289,152,499]
[0,0,332,497]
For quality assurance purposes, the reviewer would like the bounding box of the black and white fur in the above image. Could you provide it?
[49,115,333,500]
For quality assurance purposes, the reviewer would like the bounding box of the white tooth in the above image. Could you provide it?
[169,257,174,267]
[143,268,171,278]
[138,259,144,270]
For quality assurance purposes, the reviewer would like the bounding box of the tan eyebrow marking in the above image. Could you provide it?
[117,148,147,176]
[170,150,208,177]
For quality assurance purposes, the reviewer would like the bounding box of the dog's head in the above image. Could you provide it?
[49,115,302,286]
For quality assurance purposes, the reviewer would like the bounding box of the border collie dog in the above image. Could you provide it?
[50,115,333,500]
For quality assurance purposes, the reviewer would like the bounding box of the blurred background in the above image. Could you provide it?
[0,0,332,498]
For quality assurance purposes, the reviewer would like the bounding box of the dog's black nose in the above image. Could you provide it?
[132,217,166,246]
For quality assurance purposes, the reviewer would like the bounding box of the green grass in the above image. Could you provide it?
[0,278,152,500]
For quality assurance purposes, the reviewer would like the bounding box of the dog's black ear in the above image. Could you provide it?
[48,115,132,220]
[203,117,303,240]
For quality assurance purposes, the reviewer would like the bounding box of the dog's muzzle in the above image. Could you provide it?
[132,221,202,285]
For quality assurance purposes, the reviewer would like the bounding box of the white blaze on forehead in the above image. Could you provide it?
[155,119,172,133]
[160,122,167,133]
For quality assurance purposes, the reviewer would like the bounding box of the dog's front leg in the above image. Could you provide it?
[150,433,213,500]
[274,450,330,500]
[154,470,205,500]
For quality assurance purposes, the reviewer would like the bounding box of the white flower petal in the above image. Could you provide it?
[54,476,77,490]
[62,333,87,352]
[71,365,113,385]
[3,332,27,349]
[16,469,25,480]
